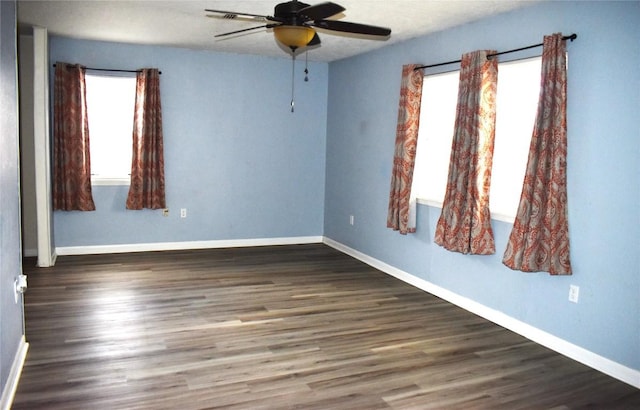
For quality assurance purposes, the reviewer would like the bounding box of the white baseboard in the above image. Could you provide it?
[56,236,324,256]
[322,237,640,389]
[0,336,29,410]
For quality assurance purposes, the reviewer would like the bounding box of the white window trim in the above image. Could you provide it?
[90,177,131,186]
[415,197,515,224]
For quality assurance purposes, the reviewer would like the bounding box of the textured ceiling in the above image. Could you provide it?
[17,1,539,62]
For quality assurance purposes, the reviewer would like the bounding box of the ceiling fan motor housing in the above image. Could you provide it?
[274,1,312,25]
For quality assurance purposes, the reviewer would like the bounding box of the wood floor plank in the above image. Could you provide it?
[13,244,640,409]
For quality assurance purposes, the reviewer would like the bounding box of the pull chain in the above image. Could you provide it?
[290,53,296,113]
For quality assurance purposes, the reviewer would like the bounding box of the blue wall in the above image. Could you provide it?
[51,38,328,246]
[1,0,25,394]
[324,1,639,372]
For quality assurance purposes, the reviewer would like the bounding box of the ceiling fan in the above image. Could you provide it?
[205,0,392,53]
[205,1,390,112]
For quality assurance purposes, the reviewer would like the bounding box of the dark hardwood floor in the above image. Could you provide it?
[13,244,640,409]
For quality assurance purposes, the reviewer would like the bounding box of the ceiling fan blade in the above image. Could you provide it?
[298,2,345,21]
[313,20,391,37]
[308,32,321,46]
[214,24,277,38]
[205,8,279,22]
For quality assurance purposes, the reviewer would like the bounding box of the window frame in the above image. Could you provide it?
[84,72,137,186]
[412,55,543,224]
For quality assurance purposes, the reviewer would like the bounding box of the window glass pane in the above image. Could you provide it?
[490,57,541,217]
[85,74,136,181]
[412,70,458,203]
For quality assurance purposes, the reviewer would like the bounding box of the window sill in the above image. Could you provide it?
[91,178,130,186]
[416,197,515,224]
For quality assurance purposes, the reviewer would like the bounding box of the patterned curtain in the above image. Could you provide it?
[434,50,498,255]
[126,69,166,210]
[503,33,572,275]
[52,63,96,211]
[387,64,424,234]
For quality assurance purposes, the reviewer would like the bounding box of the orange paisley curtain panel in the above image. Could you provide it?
[434,50,498,255]
[52,63,96,211]
[503,33,572,275]
[387,64,424,234]
[126,69,166,210]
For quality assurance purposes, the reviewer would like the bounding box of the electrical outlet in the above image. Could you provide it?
[349,215,354,225]
[180,208,187,218]
[162,208,169,217]
[568,285,580,303]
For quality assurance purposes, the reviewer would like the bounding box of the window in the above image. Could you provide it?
[411,56,542,222]
[84,73,137,185]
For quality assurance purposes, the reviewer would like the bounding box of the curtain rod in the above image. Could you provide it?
[414,33,577,70]
[52,64,162,75]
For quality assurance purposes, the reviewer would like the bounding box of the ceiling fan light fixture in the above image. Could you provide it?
[273,25,315,49]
